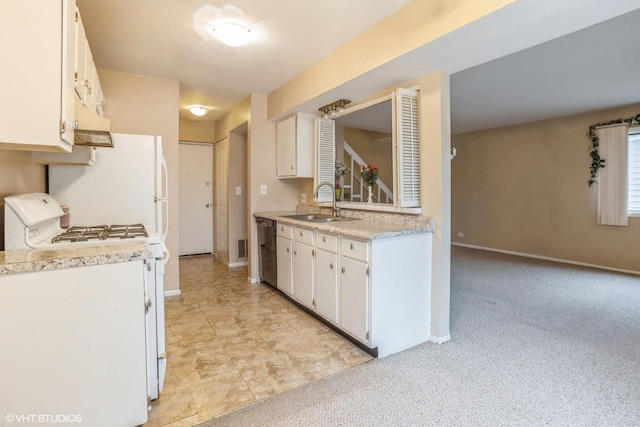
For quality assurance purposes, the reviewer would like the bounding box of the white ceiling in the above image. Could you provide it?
[75,0,411,122]
[76,0,640,133]
[451,7,640,134]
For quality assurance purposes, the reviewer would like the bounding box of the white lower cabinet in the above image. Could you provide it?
[314,247,339,323]
[293,240,314,307]
[0,261,149,425]
[277,221,432,357]
[276,224,293,296]
[340,254,369,343]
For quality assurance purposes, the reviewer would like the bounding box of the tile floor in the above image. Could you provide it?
[144,255,372,426]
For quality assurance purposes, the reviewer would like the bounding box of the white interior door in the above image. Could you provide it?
[215,138,229,261]
[178,142,213,256]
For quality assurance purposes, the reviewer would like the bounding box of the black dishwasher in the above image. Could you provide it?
[256,217,277,287]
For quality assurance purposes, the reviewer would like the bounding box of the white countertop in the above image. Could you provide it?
[0,241,153,275]
[254,209,433,240]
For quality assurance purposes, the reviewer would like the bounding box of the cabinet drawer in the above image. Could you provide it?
[341,238,369,262]
[294,227,314,245]
[316,232,337,253]
[277,223,292,239]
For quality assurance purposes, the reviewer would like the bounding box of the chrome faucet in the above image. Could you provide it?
[313,181,340,217]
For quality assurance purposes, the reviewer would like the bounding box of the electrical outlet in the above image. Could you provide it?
[260,185,267,195]
[235,186,242,196]
[457,232,464,238]
[300,193,307,203]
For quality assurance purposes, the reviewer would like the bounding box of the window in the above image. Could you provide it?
[628,131,640,215]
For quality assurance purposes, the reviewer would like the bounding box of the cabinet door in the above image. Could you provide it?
[340,257,369,343]
[276,236,293,296]
[0,0,74,151]
[276,116,296,177]
[293,241,314,308]
[74,8,87,101]
[315,248,338,323]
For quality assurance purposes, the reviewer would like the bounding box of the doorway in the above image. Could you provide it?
[178,142,213,256]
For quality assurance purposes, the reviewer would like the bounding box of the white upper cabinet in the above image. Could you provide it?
[74,8,88,104]
[75,7,105,117]
[0,0,76,152]
[276,113,315,178]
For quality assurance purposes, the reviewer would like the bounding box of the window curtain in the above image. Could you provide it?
[597,124,629,226]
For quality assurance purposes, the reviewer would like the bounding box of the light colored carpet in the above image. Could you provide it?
[196,246,640,426]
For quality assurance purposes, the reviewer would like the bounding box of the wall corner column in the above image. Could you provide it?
[419,71,452,343]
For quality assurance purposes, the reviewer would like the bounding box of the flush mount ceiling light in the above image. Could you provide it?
[188,105,209,117]
[213,23,251,47]
[318,99,351,119]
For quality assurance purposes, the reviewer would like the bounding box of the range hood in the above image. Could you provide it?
[73,97,114,147]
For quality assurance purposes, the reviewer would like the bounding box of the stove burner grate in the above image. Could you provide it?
[51,223,149,243]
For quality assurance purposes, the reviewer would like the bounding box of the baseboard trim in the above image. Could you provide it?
[164,290,181,297]
[452,243,640,276]
[228,261,248,268]
[429,334,451,344]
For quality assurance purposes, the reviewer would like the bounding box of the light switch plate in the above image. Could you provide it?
[235,186,242,196]
[301,193,307,203]
[260,185,267,195]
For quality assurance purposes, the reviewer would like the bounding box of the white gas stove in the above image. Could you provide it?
[3,192,167,401]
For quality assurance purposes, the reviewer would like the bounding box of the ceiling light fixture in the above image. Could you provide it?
[188,105,209,117]
[213,23,251,47]
[318,99,351,119]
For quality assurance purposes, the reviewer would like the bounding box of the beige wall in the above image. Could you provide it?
[98,69,181,292]
[228,127,248,265]
[419,71,452,342]
[179,119,215,143]
[0,151,45,250]
[215,94,299,281]
[452,103,640,273]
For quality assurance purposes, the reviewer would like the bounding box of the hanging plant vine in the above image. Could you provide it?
[588,113,640,187]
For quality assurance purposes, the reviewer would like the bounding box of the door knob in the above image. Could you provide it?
[205,203,211,208]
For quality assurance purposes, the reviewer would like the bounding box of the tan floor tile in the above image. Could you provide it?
[182,351,239,383]
[235,356,308,393]
[147,255,372,426]
[173,336,227,360]
[157,414,201,427]
[144,383,197,427]
[162,360,189,390]
[190,373,256,420]
[200,306,239,323]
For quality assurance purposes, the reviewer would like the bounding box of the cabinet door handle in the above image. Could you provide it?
[294,250,297,255]
[329,263,334,269]
[350,243,354,250]
[323,236,326,243]
[286,247,289,253]
[341,267,345,273]
[300,231,303,236]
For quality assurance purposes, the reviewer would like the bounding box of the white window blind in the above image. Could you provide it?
[394,87,420,208]
[315,117,335,203]
[628,132,640,214]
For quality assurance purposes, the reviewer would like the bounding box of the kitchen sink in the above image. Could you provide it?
[282,214,358,223]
